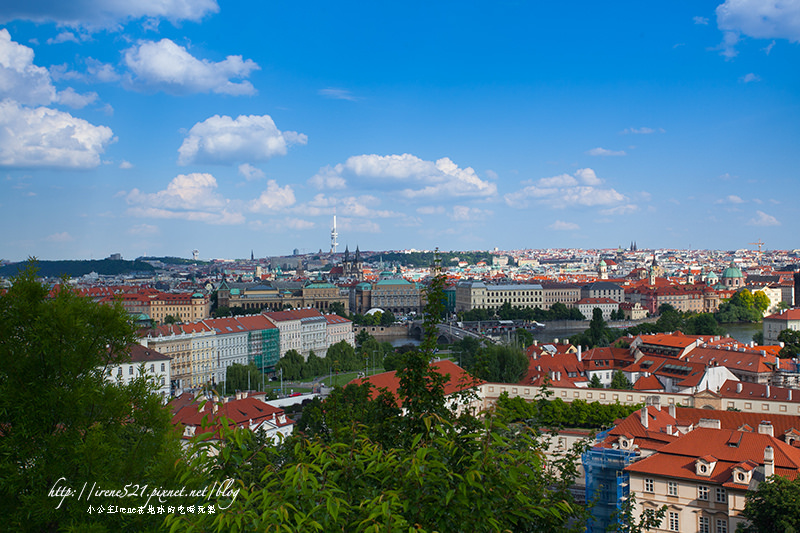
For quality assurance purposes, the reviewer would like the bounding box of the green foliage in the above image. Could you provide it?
[715,289,763,324]
[738,475,800,532]
[223,363,265,393]
[355,328,372,347]
[0,258,156,278]
[328,301,347,317]
[752,291,770,314]
[589,374,603,388]
[610,371,633,390]
[379,309,396,326]
[472,344,530,383]
[494,392,640,429]
[460,300,584,322]
[752,331,765,345]
[0,263,180,531]
[610,492,667,533]
[778,329,800,358]
[275,349,305,380]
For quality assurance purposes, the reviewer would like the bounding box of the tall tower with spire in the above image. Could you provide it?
[330,215,339,255]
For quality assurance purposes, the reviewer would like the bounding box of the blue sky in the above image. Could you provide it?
[1,0,798,261]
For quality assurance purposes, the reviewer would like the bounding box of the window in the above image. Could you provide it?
[668,481,678,496]
[699,516,710,533]
[716,519,727,533]
[669,511,680,531]
[698,485,709,501]
[715,487,727,503]
[129,366,133,375]
[161,363,165,372]
[644,478,654,493]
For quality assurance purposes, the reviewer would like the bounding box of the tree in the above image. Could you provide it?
[275,349,305,380]
[472,344,529,383]
[163,313,179,324]
[738,475,800,532]
[329,301,347,317]
[380,309,396,326]
[223,362,263,392]
[752,291,770,315]
[0,264,180,531]
[778,329,800,358]
[589,374,603,388]
[752,331,765,345]
[355,328,372,348]
[610,370,633,390]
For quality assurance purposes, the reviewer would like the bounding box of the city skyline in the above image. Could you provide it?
[1,1,798,262]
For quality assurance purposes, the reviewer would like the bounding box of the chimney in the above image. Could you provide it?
[666,424,673,435]
[790,389,793,401]
[766,385,771,398]
[641,406,649,429]
[758,421,774,437]
[698,418,721,429]
[764,446,775,478]
[669,404,676,418]
[554,338,559,344]
[578,345,582,362]
[736,382,743,393]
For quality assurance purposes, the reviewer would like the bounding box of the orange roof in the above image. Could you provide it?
[349,360,483,402]
[633,374,665,391]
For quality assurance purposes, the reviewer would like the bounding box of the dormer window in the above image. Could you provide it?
[696,455,717,477]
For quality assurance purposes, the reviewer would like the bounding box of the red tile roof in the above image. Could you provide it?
[349,359,483,402]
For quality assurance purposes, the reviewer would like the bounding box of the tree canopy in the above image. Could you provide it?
[0,264,180,531]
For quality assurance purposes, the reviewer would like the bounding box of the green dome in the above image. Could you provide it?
[722,262,743,279]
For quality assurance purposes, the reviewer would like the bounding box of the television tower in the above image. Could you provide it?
[330,215,339,254]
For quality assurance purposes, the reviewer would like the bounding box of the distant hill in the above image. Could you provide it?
[0,259,156,279]
[137,256,211,266]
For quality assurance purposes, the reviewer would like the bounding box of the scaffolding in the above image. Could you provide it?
[582,444,638,533]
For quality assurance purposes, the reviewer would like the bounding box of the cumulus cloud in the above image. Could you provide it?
[249,180,296,212]
[238,163,265,181]
[716,194,745,204]
[119,160,133,169]
[57,87,98,108]
[123,39,259,96]
[47,31,80,45]
[0,99,114,168]
[86,58,121,82]
[740,72,760,83]
[587,147,627,156]
[748,210,780,226]
[318,87,358,101]
[178,114,307,165]
[125,173,244,224]
[449,205,493,222]
[310,153,497,198]
[0,29,57,105]
[504,168,626,210]
[717,0,800,42]
[0,0,220,30]
[297,194,402,220]
[549,221,580,231]
[694,16,710,25]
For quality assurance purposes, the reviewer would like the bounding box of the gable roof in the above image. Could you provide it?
[349,360,483,402]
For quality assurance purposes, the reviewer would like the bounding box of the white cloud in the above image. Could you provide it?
[86,58,120,82]
[178,114,307,165]
[621,126,661,134]
[717,0,800,42]
[298,193,401,220]
[0,0,220,30]
[249,180,296,212]
[714,30,741,59]
[119,160,133,169]
[0,99,114,168]
[282,218,315,230]
[416,206,446,215]
[311,153,497,198]
[694,16,710,25]
[238,163,265,181]
[748,210,780,226]
[309,166,347,189]
[123,39,259,96]
[575,167,601,185]
[449,205,493,222]
[504,168,626,209]
[44,231,73,242]
[587,147,626,156]
[716,194,745,204]
[763,40,776,53]
[47,31,79,45]
[600,204,639,215]
[57,87,98,108]
[740,72,761,83]
[125,173,244,225]
[318,88,358,101]
[549,221,579,231]
[0,29,57,105]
